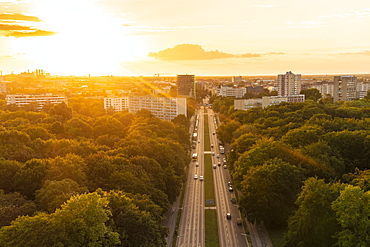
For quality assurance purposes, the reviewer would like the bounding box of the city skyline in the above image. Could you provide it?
[0,0,369,76]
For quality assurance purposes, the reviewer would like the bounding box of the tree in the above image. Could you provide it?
[13,159,47,200]
[45,154,88,187]
[0,190,37,227]
[0,158,22,193]
[103,190,167,247]
[283,178,343,247]
[281,125,324,149]
[92,115,125,138]
[300,88,321,102]
[332,185,370,247]
[49,102,73,122]
[228,133,260,171]
[239,159,305,226]
[35,179,89,213]
[0,192,120,247]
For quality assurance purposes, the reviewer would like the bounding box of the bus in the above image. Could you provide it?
[192,153,198,161]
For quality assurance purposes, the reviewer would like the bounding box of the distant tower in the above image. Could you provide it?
[177,74,195,97]
[277,71,301,96]
[232,76,242,84]
[333,75,357,102]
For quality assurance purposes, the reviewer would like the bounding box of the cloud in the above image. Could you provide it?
[0,11,56,37]
[338,50,370,56]
[148,44,285,60]
[0,23,32,30]
[149,44,235,60]
[0,13,41,22]
[6,30,57,38]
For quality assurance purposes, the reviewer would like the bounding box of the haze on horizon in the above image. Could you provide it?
[0,0,369,76]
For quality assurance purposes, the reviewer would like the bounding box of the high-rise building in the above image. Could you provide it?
[333,75,357,102]
[232,76,242,84]
[177,74,195,97]
[277,71,301,96]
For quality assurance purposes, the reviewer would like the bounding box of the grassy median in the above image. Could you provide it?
[205,209,220,247]
[204,110,219,246]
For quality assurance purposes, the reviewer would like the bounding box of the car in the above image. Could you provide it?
[218,162,221,166]
[213,164,217,169]
[194,174,198,179]
[229,186,233,192]
[226,213,231,219]
[200,176,204,181]
[195,162,199,167]
[198,140,200,143]
[216,154,220,158]
[213,132,215,135]
[228,182,233,187]
[236,218,242,225]
[223,165,227,169]
[211,144,214,148]
[212,152,215,156]
[231,197,236,204]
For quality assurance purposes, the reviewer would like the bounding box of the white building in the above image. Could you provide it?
[0,83,6,93]
[6,94,67,109]
[356,81,370,99]
[262,95,305,108]
[234,99,262,110]
[278,71,301,96]
[215,85,246,98]
[310,82,334,97]
[104,96,187,121]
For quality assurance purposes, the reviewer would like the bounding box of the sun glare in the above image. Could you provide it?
[12,0,145,75]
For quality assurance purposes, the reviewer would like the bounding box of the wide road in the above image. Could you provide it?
[176,108,205,247]
[208,108,249,247]
[176,107,248,247]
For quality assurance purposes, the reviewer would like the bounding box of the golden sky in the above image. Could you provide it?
[0,0,369,76]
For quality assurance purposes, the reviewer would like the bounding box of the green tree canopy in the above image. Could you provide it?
[283,178,344,247]
[239,159,305,226]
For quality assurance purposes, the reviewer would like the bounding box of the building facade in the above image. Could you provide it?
[215,85,246,98]
[177,74,195,97]
[234,99,262,110]
[278,71,301,96]
[6,94,67,110]
[333,75,357,102]
[104,96,187,121]
[262,95,305,108]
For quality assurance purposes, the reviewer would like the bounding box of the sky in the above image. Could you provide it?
[0,0,369,76]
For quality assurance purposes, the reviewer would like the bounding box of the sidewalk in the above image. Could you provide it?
[246,220,273,247]
[164,194,181,247]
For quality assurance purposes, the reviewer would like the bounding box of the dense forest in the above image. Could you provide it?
[212,96,370,247]
[0,99,191,247]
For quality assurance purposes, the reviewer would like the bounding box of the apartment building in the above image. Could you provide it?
[215,85,246,98]
[177,74,195,97]
[278,71,301,96]
[104,95,187,121]
[333,75,357,102]
[6,94,67,110]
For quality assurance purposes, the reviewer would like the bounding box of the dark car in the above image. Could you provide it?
[226,213,231,219]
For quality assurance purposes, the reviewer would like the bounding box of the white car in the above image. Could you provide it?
[194,174,198,179]
[200,176,204,181]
